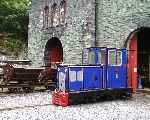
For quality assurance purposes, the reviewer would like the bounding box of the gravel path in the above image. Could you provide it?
[0,92,150,120]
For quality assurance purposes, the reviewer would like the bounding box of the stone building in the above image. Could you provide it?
[28,0,95,67]
[28,0,150,87]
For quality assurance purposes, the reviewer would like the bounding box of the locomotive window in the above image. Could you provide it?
[108,50,116,65]
[69,70,76,82]
[97,51,101,64]
[100,50,106,65]
[59,72,66,82]
[117,51,122,65]
[88,51,95,64]
[77,70,83,81]
[97,50,106,65]
[58,72,66,90]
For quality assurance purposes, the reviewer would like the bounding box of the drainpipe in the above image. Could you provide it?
[94,0,97,47]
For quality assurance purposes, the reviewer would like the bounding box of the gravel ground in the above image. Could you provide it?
[0,92,150,120]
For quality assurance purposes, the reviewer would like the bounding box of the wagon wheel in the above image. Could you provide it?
[8,88,14,93]
[3,63,14,84]
[0,78,7,85]
[13,88,19,93]
[16,88,22,92]
[8,88,19,93]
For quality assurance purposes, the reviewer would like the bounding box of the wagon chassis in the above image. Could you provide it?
[0,81,56,93]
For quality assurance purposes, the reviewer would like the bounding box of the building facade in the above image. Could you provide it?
[28,0,150,87]
[96,0,150,47]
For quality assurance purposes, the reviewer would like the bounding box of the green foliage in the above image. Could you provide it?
[0,0,30,57]
[0,0,29,40]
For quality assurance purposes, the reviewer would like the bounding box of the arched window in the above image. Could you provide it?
[43,6,49,28]
[60,0,66,24]
[52,3,59,27]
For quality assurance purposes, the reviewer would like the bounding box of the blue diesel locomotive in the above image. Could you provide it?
[52,47,132,106]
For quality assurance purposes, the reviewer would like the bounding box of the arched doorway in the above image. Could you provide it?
[126,27,150,90]
[44,37,63,66]
[137,27,150,88]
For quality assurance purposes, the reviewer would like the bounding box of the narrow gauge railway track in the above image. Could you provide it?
[0,103,53,112]
[0,91,53,112]
[136,89,150,96]
[0,86,53,97]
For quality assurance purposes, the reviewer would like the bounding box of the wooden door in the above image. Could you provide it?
[44,38,63,66]
[128,34,137,91]
[49,47,62,63]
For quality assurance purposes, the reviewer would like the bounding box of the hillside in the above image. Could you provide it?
[0,0,29,59]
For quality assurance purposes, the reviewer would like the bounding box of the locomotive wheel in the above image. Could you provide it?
[120,93,132,100]
[22,87,33,93]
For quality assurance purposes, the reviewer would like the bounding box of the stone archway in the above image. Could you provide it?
[126,27,150,90]
[44,37,63,66]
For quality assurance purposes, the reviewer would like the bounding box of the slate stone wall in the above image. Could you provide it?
[28,0,95,67]
[96,0,150,48]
